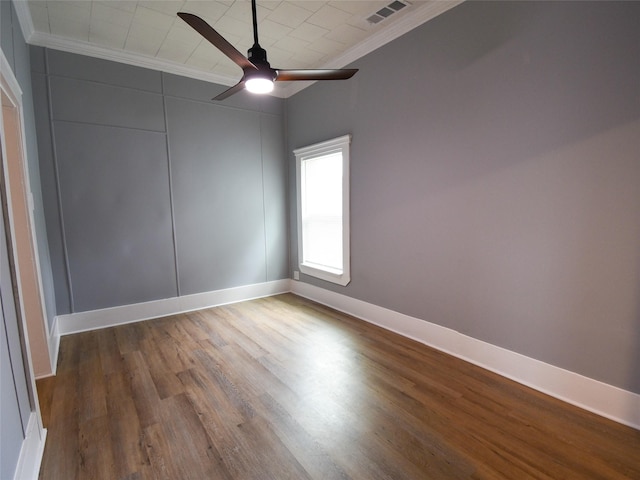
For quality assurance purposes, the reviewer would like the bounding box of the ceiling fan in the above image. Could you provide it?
[177,0,358,101]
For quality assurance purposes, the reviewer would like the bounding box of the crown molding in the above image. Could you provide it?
[12,0,35,44]
[27,31,244,88]
[14,0,463,99]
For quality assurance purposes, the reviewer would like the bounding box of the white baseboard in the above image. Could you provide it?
[51,278,639,430]
[43,317,59,378]
[290,280,640,430]
[13,414,47,480]
[56,279,291,336]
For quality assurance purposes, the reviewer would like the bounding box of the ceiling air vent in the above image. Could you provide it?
[366,0,411,25]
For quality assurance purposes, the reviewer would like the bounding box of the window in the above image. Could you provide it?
[295,134,351,286]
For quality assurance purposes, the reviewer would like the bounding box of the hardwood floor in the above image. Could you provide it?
[37,294,640,479]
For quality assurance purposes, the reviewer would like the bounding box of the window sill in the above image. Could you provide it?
[300,263,350,286]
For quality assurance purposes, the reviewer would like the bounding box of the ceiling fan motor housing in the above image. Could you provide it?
[246,44,277,80]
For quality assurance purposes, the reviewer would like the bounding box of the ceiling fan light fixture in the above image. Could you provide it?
[245,76,274,94]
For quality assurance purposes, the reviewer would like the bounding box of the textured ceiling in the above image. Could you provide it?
[21,1,462,96]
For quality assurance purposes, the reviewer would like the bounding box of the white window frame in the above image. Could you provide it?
[295,134,351,286]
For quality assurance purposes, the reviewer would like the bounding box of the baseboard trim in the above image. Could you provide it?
[56,279,291,336]
[290,280,640,430]
[52,278,639,430]
[46,317,59,377]
[13,413,46,480]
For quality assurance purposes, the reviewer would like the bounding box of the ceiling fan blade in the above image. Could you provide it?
[213,81,246,101]
[275,69,358,82]
[178,12,257,71]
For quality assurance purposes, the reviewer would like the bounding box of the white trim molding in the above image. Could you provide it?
[290,281,640,430]
[1,50,23,98]
[12,413,46,480]
[12,0,35,44]
[56,279,291,336]
[26,32,243,90]
[44,317,60,378]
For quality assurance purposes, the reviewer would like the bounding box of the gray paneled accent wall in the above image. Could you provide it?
[54,123,176,312]
[287,1,640,394]
[32,49,288,314]
[167,98,266,293]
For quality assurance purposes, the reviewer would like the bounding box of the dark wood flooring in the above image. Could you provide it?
[37,294,640,479]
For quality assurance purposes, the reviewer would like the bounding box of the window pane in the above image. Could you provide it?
[301,152,343,272]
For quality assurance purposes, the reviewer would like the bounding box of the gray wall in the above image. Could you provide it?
[287,1,640,394]
[32,49,288,314]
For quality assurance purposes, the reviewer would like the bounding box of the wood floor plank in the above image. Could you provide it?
[142,423,183,480]
[37,294,640,479]
[105,370,148,479]
[176,369,259,478]
[189,311,228,348]
[191,345,258,422]
[138,336,186,399]
[96,327,124,376]
[208,306,270,359]
[78,414,115,480]
[256,392,352,480]
[124,350,163,429]
[159,393,234,480]
[77,332,108,424]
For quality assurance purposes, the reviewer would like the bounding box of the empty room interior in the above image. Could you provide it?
[1,0,639,478]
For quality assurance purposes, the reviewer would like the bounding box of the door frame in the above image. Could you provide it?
[0,49,54,377]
